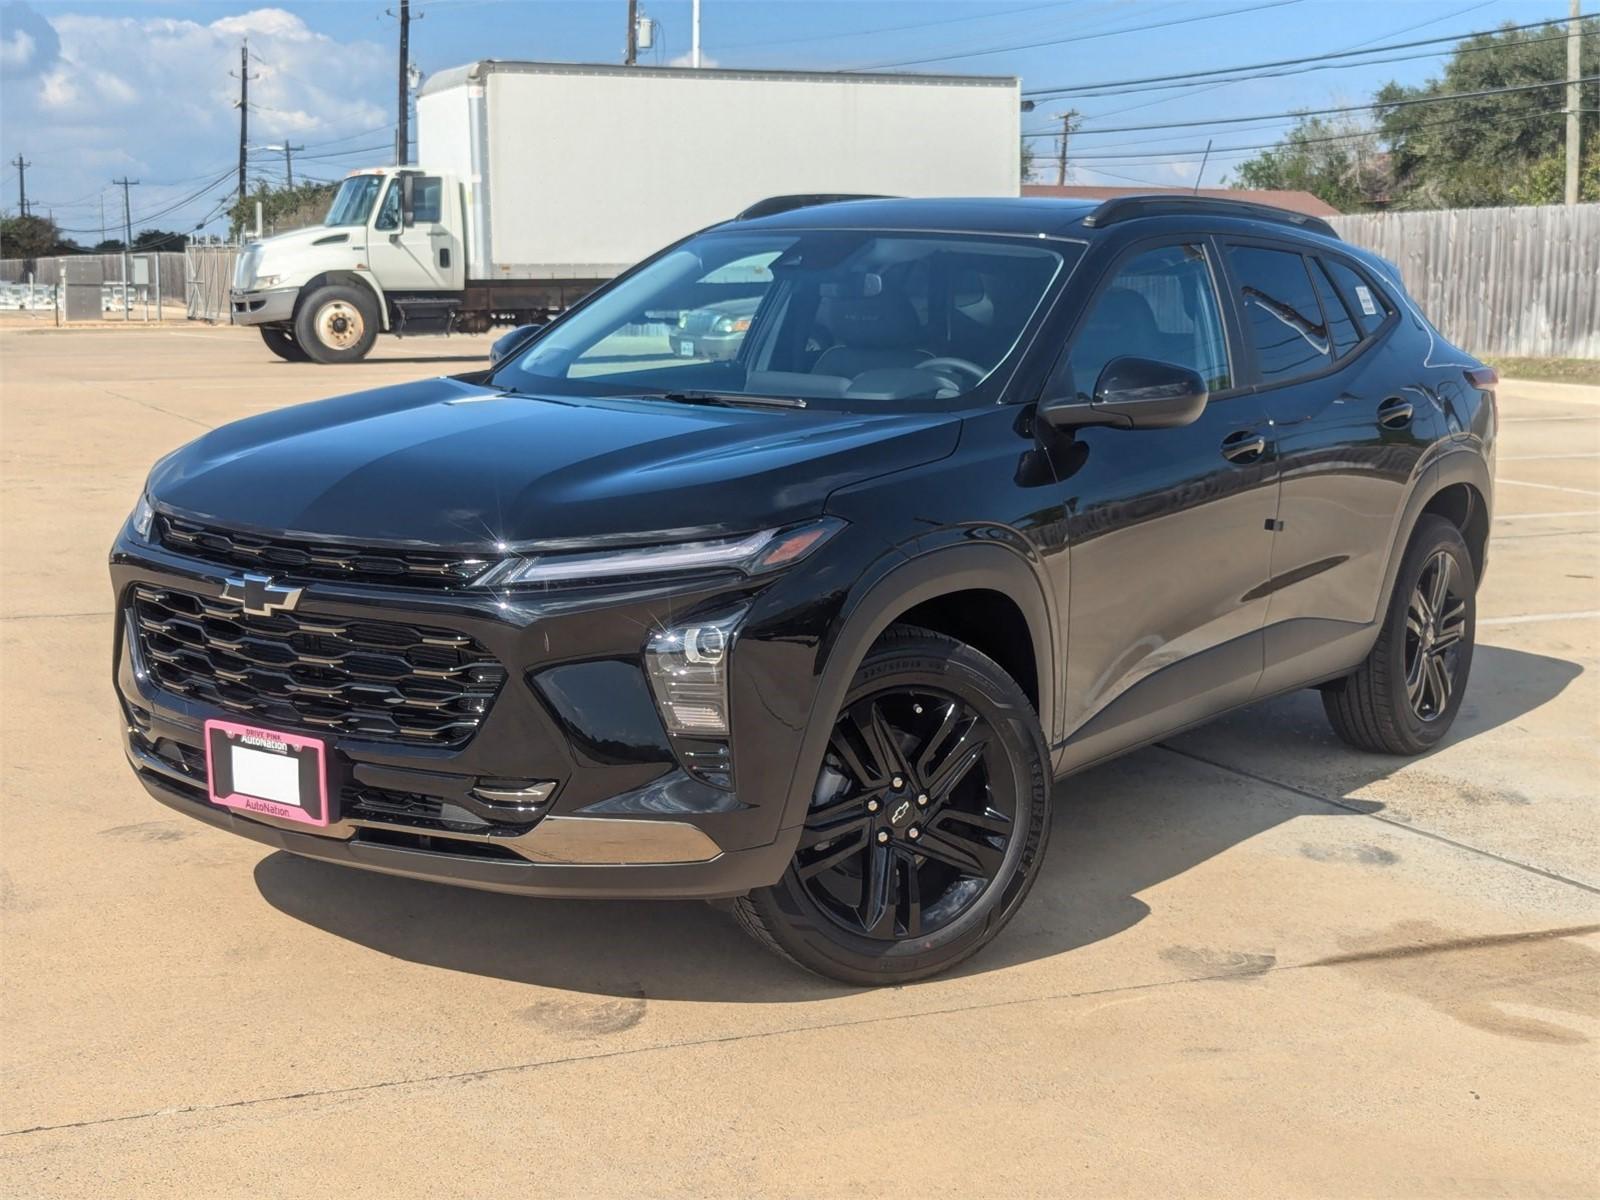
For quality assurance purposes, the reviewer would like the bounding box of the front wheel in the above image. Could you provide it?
[293,284,379,364]
[1322,514,1476,754]
[733,626,1052,985]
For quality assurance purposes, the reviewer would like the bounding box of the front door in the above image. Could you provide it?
[366,173,460,293]
[1044,240,1279,769]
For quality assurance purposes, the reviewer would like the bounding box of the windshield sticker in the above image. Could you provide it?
[1355,285,1378,316]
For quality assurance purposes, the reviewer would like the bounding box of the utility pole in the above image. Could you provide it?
[396,0,411,165]
[10,155,28,217]
[100,194,106,244]
[626,0,638,65]
[260,143,304,188]
[691,0,701,67]
[232,41,256,206]
[1565,0,1583,206]
[113,176,138,320]
[1053,110,1079,187]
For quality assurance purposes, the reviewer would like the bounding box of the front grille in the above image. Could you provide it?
[130,585,506,746]
[156,515,491,589]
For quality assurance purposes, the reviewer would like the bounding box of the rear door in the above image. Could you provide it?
[1218,240,1438,692]
[1047,239,1279,768]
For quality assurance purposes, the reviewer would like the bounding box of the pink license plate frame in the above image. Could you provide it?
[204,719,331,828]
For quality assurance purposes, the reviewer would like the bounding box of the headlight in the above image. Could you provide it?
[712,315,752,335]
[129,494,155,540]
[645,608,746,736]
[474,518,843,590]
[255,274,281,289]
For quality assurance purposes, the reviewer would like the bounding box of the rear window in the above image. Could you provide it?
[1227,245,1332,384]
[1324,257,1391,337]
[1310,260,1360,359]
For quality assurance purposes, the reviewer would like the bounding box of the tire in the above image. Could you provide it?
[259,326,310,363]
[1322,515,1476,755]
[293,284,379,364]
[732,625,1052,985]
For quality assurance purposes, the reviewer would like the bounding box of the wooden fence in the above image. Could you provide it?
[1328,204,1600,359]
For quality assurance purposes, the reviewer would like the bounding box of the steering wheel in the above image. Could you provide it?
[915,356,986,384]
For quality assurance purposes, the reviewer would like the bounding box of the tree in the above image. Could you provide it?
[0,213,62,260]
[1376,17,1599,208]
[133,228,189,252]
[227,181,339,238]
[92,239,126,252]
[1231,114,1389,211]
[1020,136,1035,184]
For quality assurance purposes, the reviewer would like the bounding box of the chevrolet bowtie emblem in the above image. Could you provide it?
[220,573,303,617]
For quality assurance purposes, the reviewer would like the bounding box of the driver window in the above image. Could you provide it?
[1066,244,1231,401]
[374,181,401,231]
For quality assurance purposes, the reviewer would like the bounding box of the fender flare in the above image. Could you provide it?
[774,541,1056,836]
[1372,447,1493,620]
[297,271,390,331]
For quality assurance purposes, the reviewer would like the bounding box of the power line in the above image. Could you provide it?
[1024,13,1591,97]
[713,0,1083,53]
[1030,74,1600,139]
[848,0,1306,71]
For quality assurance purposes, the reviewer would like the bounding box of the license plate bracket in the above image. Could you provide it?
[204,719,332,827]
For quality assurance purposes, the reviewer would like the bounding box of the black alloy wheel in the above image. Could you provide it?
[1323,514,1476,755]
[733,626,1051,985]
[797,690,1016,942]
[1404,549,1468,722]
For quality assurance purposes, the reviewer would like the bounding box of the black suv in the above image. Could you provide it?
[112,195,1495,983]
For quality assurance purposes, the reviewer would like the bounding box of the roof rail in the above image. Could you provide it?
[736,194,893,221]
[1081,195,1339,240]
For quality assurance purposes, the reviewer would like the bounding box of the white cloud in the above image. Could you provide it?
[1,3,389,235]
[667,51,720,68]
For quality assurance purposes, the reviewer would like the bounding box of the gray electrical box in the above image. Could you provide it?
[60,258,104,322]
[132,256,150,287]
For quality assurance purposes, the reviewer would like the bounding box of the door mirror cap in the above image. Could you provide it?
[400,174,416,228]
[1040,356,1209,431]
[489,323,545,364]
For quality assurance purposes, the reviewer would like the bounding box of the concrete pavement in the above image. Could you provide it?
[1,324,1596,1197]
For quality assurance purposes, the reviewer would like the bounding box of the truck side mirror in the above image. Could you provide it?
[400,174,416,229]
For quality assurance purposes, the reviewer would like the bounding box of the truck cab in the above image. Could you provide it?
[231,168,468,363]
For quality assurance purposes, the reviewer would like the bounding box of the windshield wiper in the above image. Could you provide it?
[652,390,807,410]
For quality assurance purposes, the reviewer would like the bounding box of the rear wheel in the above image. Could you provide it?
[733,626,1051,985]
[1323,515,1476,755]
[259,326,310,362]
[293,284,379,364]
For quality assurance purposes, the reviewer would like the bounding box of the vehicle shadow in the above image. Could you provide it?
[255,643,1581,1001]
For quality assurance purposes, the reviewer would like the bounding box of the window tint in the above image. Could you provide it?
[1324,257,1390,336]
[1067,243,1230,400]
[411,177,443,224]
[1310,259,1360,359]
[1228,246,1333,383]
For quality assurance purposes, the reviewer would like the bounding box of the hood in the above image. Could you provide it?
[148,377,960,549]
[240,225,365,286]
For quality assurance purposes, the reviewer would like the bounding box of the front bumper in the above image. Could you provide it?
[110,526,838,899]
[230,287,299,326]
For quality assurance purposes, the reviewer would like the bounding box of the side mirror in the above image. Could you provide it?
[489,323,544,364]
[400,174,415,228]
[1039,356,1208,431]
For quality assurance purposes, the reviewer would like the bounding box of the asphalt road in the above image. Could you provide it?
[2,324,1596,1198]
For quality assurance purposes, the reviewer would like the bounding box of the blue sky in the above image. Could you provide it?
[0,0,1578,239]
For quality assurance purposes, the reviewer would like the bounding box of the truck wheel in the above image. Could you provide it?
[732,626,1052,985]
[259,327,310,363]
[1322,515,1476,755]
[294,285,378,364]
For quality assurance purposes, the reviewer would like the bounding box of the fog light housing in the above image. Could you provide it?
[644,609,746,736]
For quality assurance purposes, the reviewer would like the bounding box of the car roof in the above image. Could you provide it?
[727,194,1345,247]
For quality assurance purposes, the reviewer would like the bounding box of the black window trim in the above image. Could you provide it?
[1040,232,1247,406]
[1216,233,1399,392]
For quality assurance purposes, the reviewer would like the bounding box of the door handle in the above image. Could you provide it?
[1221,430,1267,463]
[1378,396,1414,428]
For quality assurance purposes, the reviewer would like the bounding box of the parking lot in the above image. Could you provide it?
[1,323,1596,1196]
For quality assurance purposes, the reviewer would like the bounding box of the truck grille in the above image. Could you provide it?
[130,585,505,746]
[156,516,491,589]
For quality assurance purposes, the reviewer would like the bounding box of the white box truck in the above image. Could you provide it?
[229,60,1021,363]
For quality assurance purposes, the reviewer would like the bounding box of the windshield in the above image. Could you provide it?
[324,175,385,227]
[493,228,1075,410]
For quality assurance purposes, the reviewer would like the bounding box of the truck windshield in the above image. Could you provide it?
[324,175,385,227]
[492,228,1076,411]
